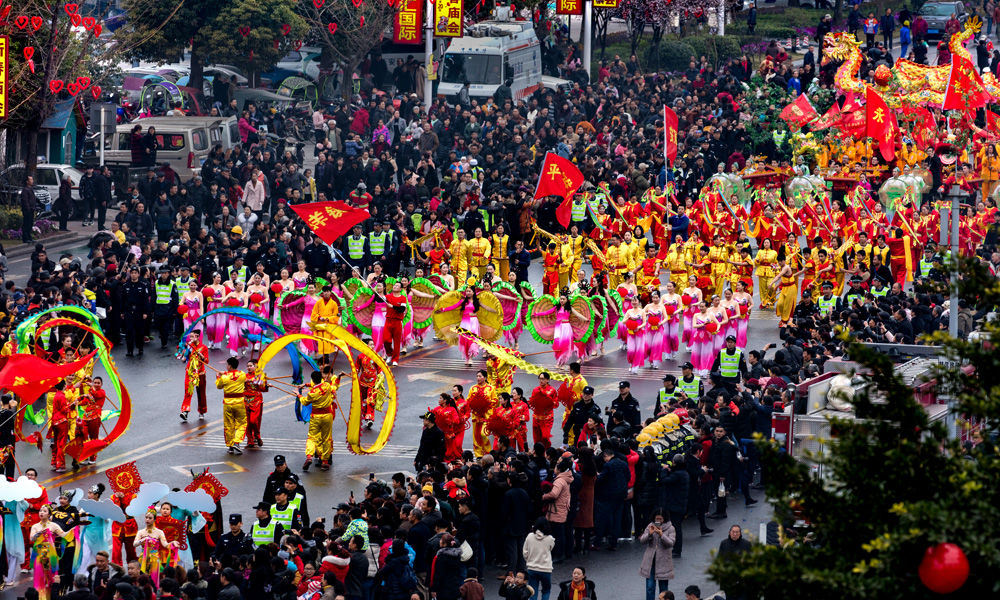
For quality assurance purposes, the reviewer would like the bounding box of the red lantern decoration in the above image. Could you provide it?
[270,282,284,294]
[202,287,215,299]
[225,298,241,307]
[249,292,264,304]
[665,304,677,316]
[177,305,189,316]
[919,543,969,594]
[705,322,719,334]
[681,294,693,306]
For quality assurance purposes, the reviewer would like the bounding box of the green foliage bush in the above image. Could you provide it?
[648,40,697,72]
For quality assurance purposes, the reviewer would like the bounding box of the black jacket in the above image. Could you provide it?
[595,455,629,503]
[500,486,531,537]
[415,424,446,471]
[660,466,689,513]
[563,399,601,442]
[556,579,597,600]
[429,547,464,600]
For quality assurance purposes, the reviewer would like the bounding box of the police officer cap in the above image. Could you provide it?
[725,335,737,342]
[582,386,595,395]
[821,281,834,288]
[662,374,677,383]
[253,501,271,511]
[273,487,288,496]
[618,381,631,388]
[680,362,694,370]
[229,513,242,524]
[274,455,286,466]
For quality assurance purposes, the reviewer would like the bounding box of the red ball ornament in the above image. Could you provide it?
[177,305,189,316]
[873,64,892,87]
[249,292,264,304]
[202,287,215,299]
[225,298,241,307]
[270,282,284,294]
[705,321,719,334]
[919,543,969,594]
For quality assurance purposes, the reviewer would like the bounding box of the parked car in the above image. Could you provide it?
[918,1,967,39]
[263,47,322,83]
[0,163,82,213]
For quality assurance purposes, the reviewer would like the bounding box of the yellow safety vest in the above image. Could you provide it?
[251,519,277,547]
[369,232,388,256]
[347,235,366,260]
[155,281,173,305]
[677,376,700,397]
[719,349,742,378]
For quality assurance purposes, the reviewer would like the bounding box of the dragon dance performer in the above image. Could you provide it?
[358,343,379,430]
[244,360,269,449]
[29,506,68,600]
[467,370,497,457]
[49,381,75,473]
[79,376,106,465]
[181,332,209,422]
[299,370,342,472]
[311,285,341,366]
[529,372,559,448]
[216,357,248,455]
[134,507,173,588]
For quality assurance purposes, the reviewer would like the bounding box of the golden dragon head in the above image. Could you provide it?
[822,31,861,65]
[965,15,983,34]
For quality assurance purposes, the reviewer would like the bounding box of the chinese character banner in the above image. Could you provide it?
[394,0,424,45]
[434,0,463,37]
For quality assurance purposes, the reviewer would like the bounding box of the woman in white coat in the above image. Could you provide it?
[638,510,675,600]
[241,169,267,217]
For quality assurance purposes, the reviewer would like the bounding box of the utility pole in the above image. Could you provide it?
[424,0,434,113]
[583,0,592,81]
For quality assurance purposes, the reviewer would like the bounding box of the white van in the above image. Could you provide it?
[436,20,568,104]
[88,116,239,179]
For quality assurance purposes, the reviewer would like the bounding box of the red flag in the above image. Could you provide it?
[898,105,936,148]
[290,201,371,245]
[534,152,585,228]
[943,55,988,111]
[865,86,897,161]
[779,94,819,129]
[663,106,678,166]
[810,101,842,131]
[839,94,867,139]
[0,351,97,404]
[988,110,1000,133]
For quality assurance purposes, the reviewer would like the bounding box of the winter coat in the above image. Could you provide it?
[430,547,464,600]
[522,530,555,573]
[660,467,689,514]
[375,552,418,600]
[542,470,572,523]
[594,456,629,503]
[572,473,595,528]
[638,522,676,580]
[242,178,266,211]
[501,486,531,537]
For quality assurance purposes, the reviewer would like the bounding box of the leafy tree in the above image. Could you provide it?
[2,1,105,175]
[120,0,306,92]
[709,257,1000,598]
[296,0,400,101]
[201,0,308,87]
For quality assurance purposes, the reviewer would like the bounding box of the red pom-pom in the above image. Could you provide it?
[250,292,264,304]
[270,282,284,294]
[485,411,517,437]
[647,314,661,327]
[739,305,750,317]
[665,304,677,316]
[225,298,241,307]
[467,390,494,419]
[919,543,969,594]
[681,294,693,306]
[706,322,719,334]
[177,305,189,316]
[202,287,215,298]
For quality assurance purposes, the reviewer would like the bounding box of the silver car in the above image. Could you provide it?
[918,1,967,39]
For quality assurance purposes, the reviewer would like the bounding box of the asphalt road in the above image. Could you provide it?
[1,252,780,600]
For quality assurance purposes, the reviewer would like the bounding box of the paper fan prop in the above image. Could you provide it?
[589,293,609,343]
[569,294,595,344]
[427,273,450,291]
[275,289,306,333]
[348,286,376,335]
[475,290,504,342]
[606,289,623,332]
[492,281,524,331]
[432,290,464,344]
[525,295,558,344]
[410,277,443,329]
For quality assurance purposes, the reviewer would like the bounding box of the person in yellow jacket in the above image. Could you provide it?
[216,357,248,455]
[468,227,492,278]
[299,369,343,471]
[978,143,1000,199]
[491,225,510,281]
[558,234,575,290]
[754,238,778,308]
[665,236,690,289]
[707,235,731,296]
[449,229,470,283]
[310,285,341,365]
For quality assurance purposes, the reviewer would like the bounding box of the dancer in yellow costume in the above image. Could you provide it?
[450,229,470,283]
[770,250,802,327]
[215,357,248,454]
[299,370,342,472]
[562,361,589,445]
[311,285,341,365]
[707,235,730,296]
[665,237,690,289]
[755,239,779,309]
[491,225,510,280]
[468,227,492,278]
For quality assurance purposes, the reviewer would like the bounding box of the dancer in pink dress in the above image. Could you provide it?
[292,260,310,289]
[203,273,226,349]
[622,296,646,374]
[662,281,682,360]
[221,282,248,357]
[494,271,525,349]
[733,280,752,348]
[542,295,580,367]
[681,274,704,350]
[246,273,270,351]
[643,290,666,369]
[179,281,203,332]
[709,295,730,355]
[435,287,497,365]
[720,288,740,345]
[690,302,715,375]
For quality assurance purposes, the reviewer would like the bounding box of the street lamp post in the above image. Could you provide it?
[583,0,592,80]
[944,184,963,339]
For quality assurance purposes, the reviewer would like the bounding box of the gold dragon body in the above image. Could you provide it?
[823,18,1000,107]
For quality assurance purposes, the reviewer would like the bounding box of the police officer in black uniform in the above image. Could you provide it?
[608,381,641,434]
[563,386,601,445]
[262,455,299,504]
[216,513,252,560]
[121,267,151,357]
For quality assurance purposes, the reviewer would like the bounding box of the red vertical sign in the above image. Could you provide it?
[663,105,678,166]
[394,0,424,45]
[556,0,583,15]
